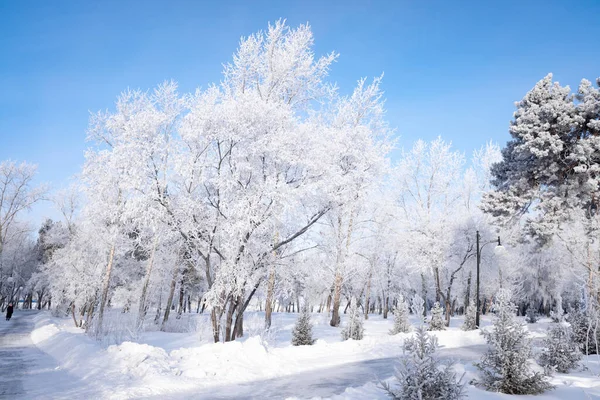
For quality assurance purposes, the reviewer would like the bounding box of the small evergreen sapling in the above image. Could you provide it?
[341,298,364,341]
[539,323,581,373]
[411,294,425,325]
[475,289,552,395]
[389,296,411,335]
[291,307,315,346]
[462,300,477,331]
[428,302,446,331]
[526,307,540,323]
[382,325,466,400]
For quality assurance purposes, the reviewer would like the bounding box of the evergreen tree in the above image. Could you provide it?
[482,75,600,242]
[341,298,364,341]
[428,301,446,331]
[382,325,466,400]
[539,323,582,373]
[475,289,552,395]
[389,296,411,335]
[567,305,600,355]
[411,294,425,325]
[526,307,540,323]
[461,300,477,331]
[291,307,315,346]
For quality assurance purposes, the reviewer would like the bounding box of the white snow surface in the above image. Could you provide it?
[26,312,600,399]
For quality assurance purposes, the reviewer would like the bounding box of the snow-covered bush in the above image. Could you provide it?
[341,299,364,341]
[526,307,539,323]
[428,302,445,331]
[539,323,581,373]
[475,289,552,395]
[461,300,477,331]
[292,307,315,346]
[389,296,411,335]
[382,325,466,399]
[567,305,600,355]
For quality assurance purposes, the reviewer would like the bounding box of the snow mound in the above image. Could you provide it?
[108,341,174,378]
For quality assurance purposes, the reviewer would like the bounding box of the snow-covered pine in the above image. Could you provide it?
[382,325,466,400]
[475,289,552,394]
[389,296,411,335]
[428,301,445,331]
[411,294,425,325]
[461,300,477,331]
[567,305,600,355]
[341,299,364,341]
[526,307,540,323]
[539,323,582,373]
[291,307,315,346]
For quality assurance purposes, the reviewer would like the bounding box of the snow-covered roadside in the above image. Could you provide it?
[29,312,600,399]
[30,313,197,399]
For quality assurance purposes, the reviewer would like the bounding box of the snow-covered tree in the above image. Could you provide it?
[482,74,600,296]
[539,323,582,373]
[291,307,315,346]
[389,296,411,335]
[476,289,552,394]
[526,307,540,323]
[462,300,477,331]
[567,304,600,355]
[428,302,446,331]
[382,325,466,400]
[341,299,364,341]
[411,294,425,325]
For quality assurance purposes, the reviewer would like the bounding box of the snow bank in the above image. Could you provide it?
[28,312,600,399]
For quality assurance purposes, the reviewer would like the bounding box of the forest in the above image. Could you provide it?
[1,20,599,399]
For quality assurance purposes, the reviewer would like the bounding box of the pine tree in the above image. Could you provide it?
[389,296,411,335]
[525,307,539,323]
[567,305,600,355]
[382,325,466,400]
[341,298,364,341]
[461,300,477,331]
[475,289,552,394]
[428,302,446,331]
[539,323,582,373]
[411,294,425,325]
[291,307,315,346]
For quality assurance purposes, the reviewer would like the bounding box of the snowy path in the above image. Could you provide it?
[0,311,98,400]
[151,344,486,399]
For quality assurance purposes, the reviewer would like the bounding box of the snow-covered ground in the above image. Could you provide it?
[12,310,600,399]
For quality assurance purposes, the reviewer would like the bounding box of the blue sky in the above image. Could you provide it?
[1,0,599,227]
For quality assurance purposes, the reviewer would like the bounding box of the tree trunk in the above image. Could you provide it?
[210,308,220,343]
[224,296,237,342]
[97,242,116,336]
[330,271,343,326]
[177,280,185,319]
[137,237,158,329]
[264,268,276,329]
[71,303,78,328]
[364,271,372,320]
[383,295,389,319]
[161,265,179,331]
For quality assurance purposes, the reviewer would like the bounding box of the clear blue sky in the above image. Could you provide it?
[1,0,599,227]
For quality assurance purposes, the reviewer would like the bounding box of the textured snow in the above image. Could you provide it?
[22,311,600,399]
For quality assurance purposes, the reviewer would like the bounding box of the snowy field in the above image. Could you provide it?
[5,310,597,399]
